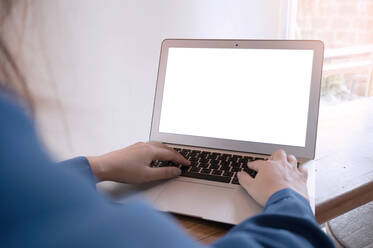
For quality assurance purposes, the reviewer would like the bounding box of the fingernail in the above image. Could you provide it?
[174,168,181,176]
[237,171,242,177]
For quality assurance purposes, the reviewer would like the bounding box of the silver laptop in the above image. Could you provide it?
[99,39,324,225]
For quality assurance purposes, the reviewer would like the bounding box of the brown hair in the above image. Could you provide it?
[0,0,34,112]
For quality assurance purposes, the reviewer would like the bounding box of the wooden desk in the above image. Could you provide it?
[315,97,373,223]
[174,97,373,244]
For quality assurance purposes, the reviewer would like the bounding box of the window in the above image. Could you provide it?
[295,0,373,105]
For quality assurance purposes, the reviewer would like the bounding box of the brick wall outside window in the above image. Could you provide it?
[296,0,373,102]
[296,0,373,48]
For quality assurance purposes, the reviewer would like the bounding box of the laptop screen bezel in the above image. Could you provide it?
[150,39,324,159]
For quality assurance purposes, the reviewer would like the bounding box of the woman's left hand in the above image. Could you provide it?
[87,142,190,184]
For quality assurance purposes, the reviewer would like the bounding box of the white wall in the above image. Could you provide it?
[22,0,294,159]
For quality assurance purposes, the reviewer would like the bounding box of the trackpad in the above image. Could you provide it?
[155,180,237,223]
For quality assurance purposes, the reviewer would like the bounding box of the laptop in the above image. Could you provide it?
[99,39,324,225]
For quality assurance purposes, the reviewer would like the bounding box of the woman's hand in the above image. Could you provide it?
[87,142,190,184]
[238,149,308,207]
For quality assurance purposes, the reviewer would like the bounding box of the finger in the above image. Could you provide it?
[145,166,181,181]
[158,144,183,155]
[148,141,168,149]
[272,149,287,163]
[287,154,297,166]
[246,160,261,171]
[148,142,189,162]
[237,171,255,191]
[299,165,309,178]
[148,142,177,153]
[152,146,190,165]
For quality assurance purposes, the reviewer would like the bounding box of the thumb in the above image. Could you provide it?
[145,167,181,181]
[237,171,255,193]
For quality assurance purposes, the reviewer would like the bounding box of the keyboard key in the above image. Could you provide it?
[220,161,230,167]
[190,161,199,167]
[249,170,257,178]
[211,169,222,175]
[200,158,210,163]
[162,161,178,167]
[230,161,239,167]
[243,166,257,178]
[190,150,201,157]
[220,154,229,160]
[210,159,219,165]
[166,161,175,167]
[241,156,254,163]
[190,167,200,173]
[239,160,247,165]
[155,161,167,167]
[208,153,218,160]
[232,163,241,168]
[180,165,190,173]
[199,163,209,168]
[221,154,232,161]
[189,157,199,162]
[180,149,190,156]
[181,171,231,183]
[223,171,234,177]
[200,151,210,159]
[210,164,220,170]
[232,155,242,162]
[200,168,211,174]
[232,176,239,184]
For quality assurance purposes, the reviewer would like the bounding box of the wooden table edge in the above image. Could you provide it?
[315,180,373,224]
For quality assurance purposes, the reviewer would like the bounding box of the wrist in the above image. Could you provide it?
[87,155,108,181]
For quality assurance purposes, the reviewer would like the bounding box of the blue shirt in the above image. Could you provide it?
[0,92,335,248]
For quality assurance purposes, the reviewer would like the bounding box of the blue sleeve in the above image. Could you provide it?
[0,93,334,248]
[214,189,335,248]
[56,156,97,184]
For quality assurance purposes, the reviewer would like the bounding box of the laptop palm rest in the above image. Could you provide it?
[154,180,263,224]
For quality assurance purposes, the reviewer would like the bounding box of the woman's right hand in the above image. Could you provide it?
[238,149,309,207]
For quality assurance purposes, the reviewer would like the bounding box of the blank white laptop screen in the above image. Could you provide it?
[159,47,314,147]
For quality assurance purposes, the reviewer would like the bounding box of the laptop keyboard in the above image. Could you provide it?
[151,148,262,185]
